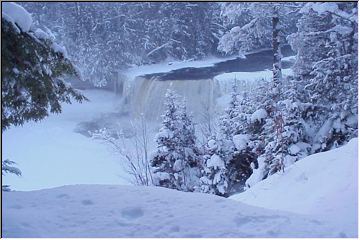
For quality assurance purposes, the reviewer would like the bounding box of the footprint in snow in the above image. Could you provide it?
[121,207,144,220]
[81,199,94,205]
[56,193,69,199]
[9,204,23,209]
[183,233,202,238]
[170,225,180,232]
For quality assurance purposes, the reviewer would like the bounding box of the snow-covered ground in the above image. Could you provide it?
[3,184,347,238]
[230,138,358,237]
[3,139,357,237]
[2,90,129,191]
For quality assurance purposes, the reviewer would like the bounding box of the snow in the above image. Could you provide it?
[289,144,301,155]
[215,70,272,83]
[281,55,296,61]
[12,67,19,74]
[233,134,249,151]
[310,2,339,15]
[214,68,294,100]
[34,28,50,40]
[173,159,184,172]
[2,184,346,237]
[250,108,267,123]
[245,156,266,188]
[207,139,217,151]
[207,154,225,169]
[52,42,68,57]
[231,138,358,237]
[2,90,128,191]
[154,172,170,181]
[2,2,33,32]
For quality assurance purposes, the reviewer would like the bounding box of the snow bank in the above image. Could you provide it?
[2,2,33,32]
[3,184,345,237]
[230,138,358,237]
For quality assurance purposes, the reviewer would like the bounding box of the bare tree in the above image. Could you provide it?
[92,114,153,186]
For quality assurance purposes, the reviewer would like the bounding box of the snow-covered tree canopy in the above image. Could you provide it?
[1,2,87,131]
[20,2,223,86]
[218,2,302,55]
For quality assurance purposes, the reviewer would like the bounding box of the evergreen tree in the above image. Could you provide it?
[200,137,231,196]
[2,7,87,131]
[2,160,22,191]
[288,2,358,152]
[21,2,224,87]
[200,81,258,195]
[150,90,201,192]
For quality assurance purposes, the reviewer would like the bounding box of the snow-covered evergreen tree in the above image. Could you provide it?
[2,2,87,131]
[176,99,202,191]
[200,81,258,195]
[288,2,358,152]
[218,3,302,56]
[150,90,201,192]
[200,137,231,196]
[21,2,224,87]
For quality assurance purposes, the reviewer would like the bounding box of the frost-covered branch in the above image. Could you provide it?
[91,116,153,186]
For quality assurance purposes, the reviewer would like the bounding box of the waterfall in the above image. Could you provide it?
[121,76,221,122]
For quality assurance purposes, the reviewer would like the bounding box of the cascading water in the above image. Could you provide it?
[117,47,295,123]
[124,76,221,122]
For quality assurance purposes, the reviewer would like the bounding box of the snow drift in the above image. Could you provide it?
[231,138,358,237]
[2,184,347,237]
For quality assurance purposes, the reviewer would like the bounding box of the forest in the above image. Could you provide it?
[2,1,358,238]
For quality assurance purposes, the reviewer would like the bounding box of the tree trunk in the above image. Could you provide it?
[272,7,282,87]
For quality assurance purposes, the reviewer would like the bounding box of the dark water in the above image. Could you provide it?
[141,45,295,81]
